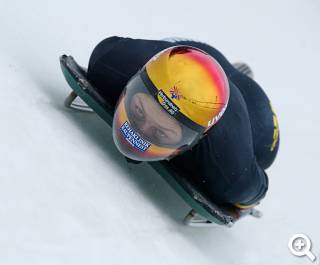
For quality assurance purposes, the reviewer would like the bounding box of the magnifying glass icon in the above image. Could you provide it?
[288,234,317,262]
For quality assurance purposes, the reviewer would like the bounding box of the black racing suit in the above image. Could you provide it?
[87,36,280,207]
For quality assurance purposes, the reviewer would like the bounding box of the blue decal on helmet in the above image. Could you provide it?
[119,121,151,152]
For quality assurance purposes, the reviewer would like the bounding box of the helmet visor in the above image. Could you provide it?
[112,73,200,161]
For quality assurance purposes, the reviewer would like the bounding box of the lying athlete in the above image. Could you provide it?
[86,36,280,208]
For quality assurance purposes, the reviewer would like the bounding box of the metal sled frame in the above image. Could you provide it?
[60,55,262,227]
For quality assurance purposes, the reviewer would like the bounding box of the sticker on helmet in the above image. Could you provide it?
[169,85,183,100]
[208,105,227,127]
[119,121,151,152]
[157,89,180,116]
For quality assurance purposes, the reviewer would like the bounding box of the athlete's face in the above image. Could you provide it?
[128,93,183,145]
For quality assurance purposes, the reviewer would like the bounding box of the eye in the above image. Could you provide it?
[154,129,167,140]
[134,104,144,120]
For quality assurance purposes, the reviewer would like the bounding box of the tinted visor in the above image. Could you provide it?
[112,73,200,161]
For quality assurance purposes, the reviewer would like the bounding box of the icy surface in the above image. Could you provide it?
[0,0,319,264]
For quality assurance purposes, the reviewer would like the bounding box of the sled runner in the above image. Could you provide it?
[60,54,262,227]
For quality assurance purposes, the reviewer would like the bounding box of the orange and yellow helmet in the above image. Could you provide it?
[112,46,230,161]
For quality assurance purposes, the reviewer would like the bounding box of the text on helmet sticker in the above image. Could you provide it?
[208,105,227,127]
[119,121,151,152]
[157,89,180,116]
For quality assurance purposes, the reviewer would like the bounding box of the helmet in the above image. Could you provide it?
[112,46,229,161]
